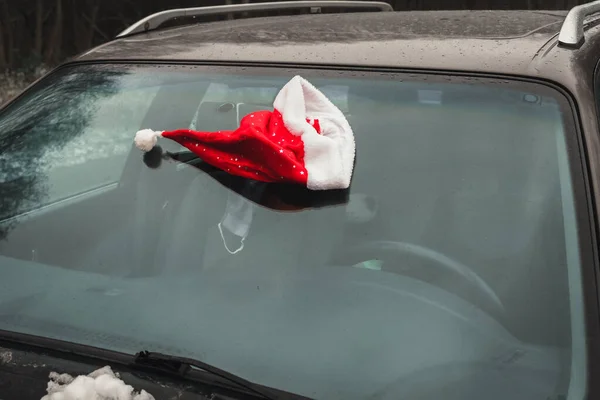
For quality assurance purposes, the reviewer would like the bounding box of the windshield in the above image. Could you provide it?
[0,64,587,400]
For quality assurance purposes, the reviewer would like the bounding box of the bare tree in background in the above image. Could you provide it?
[44,0,62,64]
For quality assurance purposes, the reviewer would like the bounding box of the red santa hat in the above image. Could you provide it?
[134,76,355,190]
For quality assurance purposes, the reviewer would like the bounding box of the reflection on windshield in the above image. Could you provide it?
[0,67,136,229]
[0,65,584,400]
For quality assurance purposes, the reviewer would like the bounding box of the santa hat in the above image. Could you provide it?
[134,76,355,190]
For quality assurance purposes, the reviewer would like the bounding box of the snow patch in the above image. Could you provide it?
[41,366,155,400]
[0,347,12,364]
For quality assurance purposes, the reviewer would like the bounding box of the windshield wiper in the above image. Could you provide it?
[133,351,305,400]
[0,329,307,399]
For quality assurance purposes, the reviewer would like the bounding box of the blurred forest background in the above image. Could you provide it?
[0,0,591,103]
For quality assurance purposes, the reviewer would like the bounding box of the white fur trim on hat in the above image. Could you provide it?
[135,129,163,152]
[273,75,355,190]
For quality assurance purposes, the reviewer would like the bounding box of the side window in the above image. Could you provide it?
[0,67,159,219]
[40,86,160,198]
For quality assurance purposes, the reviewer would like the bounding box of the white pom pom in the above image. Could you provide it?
[134,129,162,152]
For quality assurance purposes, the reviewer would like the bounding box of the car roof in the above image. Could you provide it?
[75,8,600,96]
[79,10,567,73]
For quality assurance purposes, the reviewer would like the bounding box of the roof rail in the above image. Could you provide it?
[558,0,600,48]
[117,1,393,38]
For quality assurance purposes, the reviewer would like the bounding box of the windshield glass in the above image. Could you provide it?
[0,64,587,400]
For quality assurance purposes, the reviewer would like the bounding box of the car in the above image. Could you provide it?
[1,1,600,399]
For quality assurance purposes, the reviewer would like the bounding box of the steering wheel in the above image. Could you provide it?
[333,240,505,317]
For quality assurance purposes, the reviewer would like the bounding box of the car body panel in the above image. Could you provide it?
[79,11,565,78]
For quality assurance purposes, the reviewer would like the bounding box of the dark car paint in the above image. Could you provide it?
[78,11,562,77]
[4,8,600,400]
